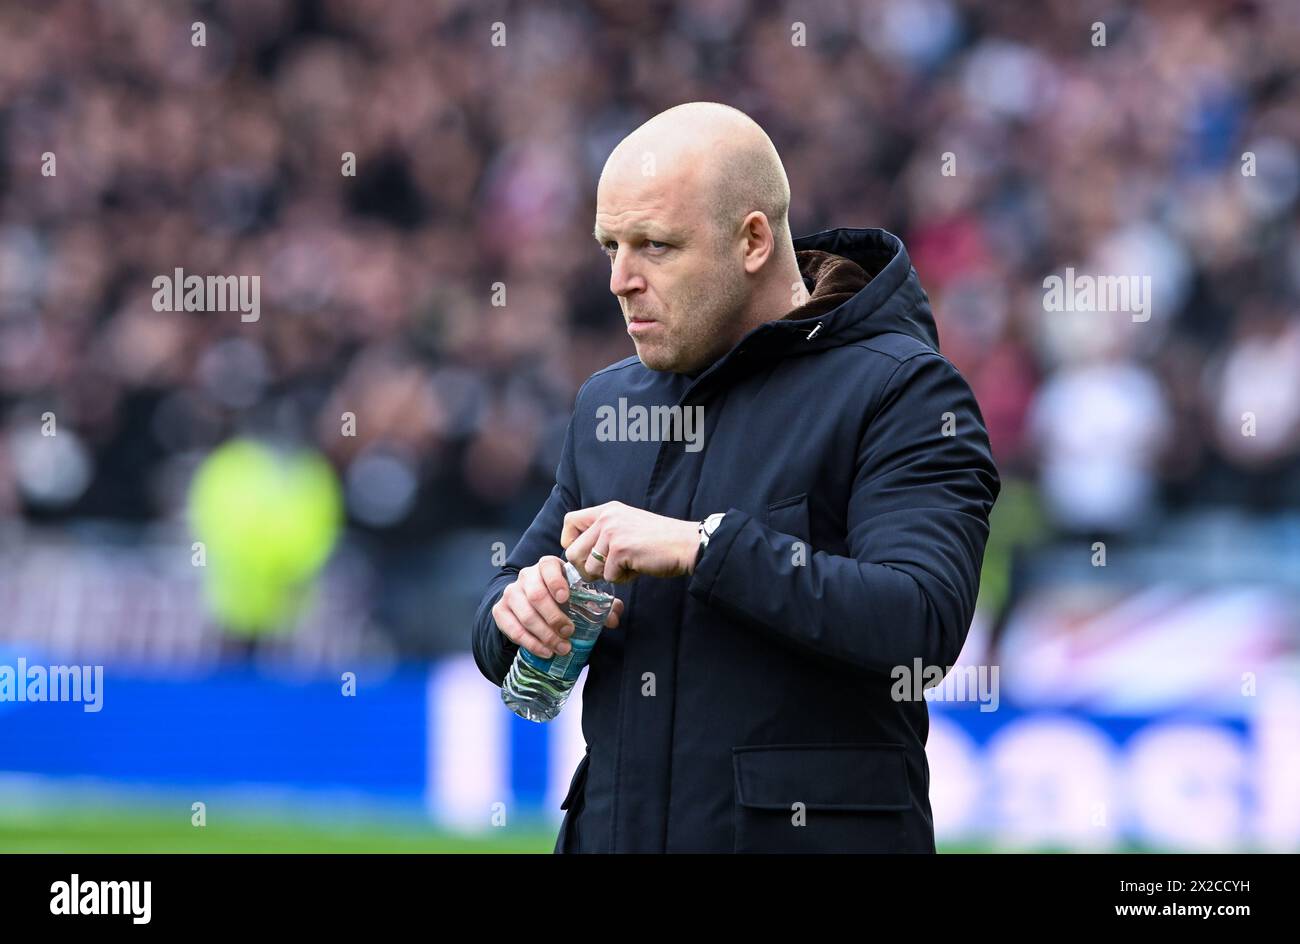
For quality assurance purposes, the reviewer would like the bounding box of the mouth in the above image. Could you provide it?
[627,317,659,336]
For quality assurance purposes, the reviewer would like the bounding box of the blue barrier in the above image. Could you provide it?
[1,653,1297,850]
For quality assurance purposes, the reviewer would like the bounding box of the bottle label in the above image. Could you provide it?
[519,634,598,681]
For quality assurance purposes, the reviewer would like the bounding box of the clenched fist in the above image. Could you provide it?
[492,555,625,659]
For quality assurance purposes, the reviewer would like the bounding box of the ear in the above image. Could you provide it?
[739,211,774,274]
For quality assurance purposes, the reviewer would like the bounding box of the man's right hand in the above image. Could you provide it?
[492,555,625,659]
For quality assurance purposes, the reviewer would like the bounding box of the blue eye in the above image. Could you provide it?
[601,239,669,258]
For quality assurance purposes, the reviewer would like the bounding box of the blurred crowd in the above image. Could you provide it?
[2,0,1299,554]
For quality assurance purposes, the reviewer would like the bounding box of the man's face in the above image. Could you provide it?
[594,163,749,373]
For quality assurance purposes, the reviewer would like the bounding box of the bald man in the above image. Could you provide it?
[472,102,1000,853]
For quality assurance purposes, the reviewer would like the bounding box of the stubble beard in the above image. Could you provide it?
[635,265,750,374]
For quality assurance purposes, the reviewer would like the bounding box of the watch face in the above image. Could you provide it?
[699,514,723,554]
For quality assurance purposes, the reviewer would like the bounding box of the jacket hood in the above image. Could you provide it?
[784,227,940,353]
[675,228,940,390]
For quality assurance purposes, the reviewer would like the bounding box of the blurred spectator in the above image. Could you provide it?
[1,0,1298,647]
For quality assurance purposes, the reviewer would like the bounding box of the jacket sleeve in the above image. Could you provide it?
[687,351,1000,675]
[471,406,583,687]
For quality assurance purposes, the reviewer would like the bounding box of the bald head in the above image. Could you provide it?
[600,102,792,249]
[594,102,803,374]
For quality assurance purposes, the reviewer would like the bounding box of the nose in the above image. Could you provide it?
[609,248,645,299]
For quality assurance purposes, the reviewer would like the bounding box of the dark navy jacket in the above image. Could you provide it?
[471,228,1000,853]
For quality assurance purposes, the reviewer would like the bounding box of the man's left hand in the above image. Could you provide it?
[561,501,700,583]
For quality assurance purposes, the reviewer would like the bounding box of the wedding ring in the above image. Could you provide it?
[591,550,607,563]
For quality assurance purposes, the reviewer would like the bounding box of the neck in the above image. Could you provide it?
[738,251,806,334]
[683,251,805,377]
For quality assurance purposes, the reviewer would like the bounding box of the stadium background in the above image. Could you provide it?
[2,0,1299,851]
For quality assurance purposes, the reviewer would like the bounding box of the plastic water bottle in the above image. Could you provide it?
[501,562,616,722]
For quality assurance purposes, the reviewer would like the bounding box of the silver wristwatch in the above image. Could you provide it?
[696,512,726,563]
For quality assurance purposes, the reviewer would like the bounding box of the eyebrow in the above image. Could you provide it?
[592,224,676,244]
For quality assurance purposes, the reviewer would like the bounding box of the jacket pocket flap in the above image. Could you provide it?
[733,743,912,811]
[764,493,810,542]
[560,750,591,811]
